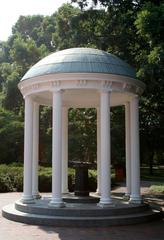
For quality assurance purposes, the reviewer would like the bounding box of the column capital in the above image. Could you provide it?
[99,89,112,94]
[51,89,64,94]
[24,94,34,100]
[125,101,130,106]
[129,95,139,101]
[33,101,39,107]
[62,106,68,111]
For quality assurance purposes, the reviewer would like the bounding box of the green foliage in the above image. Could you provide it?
[141,166,164,181]
[52,3,80,50]
[135,2,163,44]
[71,9,108,49]
[12,15,56,51]
[68,108,97,163]
[0,108,24,164]
[149,184,164,194]
[111,107,125,164]
[0,164,23,192]
[0,164,99,193]
[9,35,49,68]
[12,15,44,38]
[134,2,164,170]
[39,106,52,163]
[0,63,23,111]
[0,0,163,169]
[38,166,52,192]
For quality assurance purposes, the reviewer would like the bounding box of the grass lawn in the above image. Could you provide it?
[140,166,164,182]
[140,166,164,194]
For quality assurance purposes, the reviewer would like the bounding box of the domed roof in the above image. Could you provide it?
[21,48,136,81]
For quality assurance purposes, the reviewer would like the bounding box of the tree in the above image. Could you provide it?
[0,63,22,112]
[0,108,24,163]
[52,3,80,50]
[0,1,163,169]
[68,108,97,163]
[134,2,164,173]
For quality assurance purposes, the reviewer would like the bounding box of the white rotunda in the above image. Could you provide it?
[4,48,160,227]
[18,47,145,207]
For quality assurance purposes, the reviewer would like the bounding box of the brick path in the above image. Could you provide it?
[0,182,163,240]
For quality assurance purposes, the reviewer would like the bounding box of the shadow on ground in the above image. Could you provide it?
[37,219,164,240]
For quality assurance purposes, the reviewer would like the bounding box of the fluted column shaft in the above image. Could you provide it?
[22,95,34,203]
[62,107,68,193]
[99,91,112,206]
[96,108,101,194]
[125,102,131,198]
[32,102,41,199]
[49,90,64,207]
[129,96,141,204]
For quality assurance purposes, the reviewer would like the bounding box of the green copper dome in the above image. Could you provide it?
[21,48,136,81]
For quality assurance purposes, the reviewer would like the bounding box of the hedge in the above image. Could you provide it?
[0,163,116,193]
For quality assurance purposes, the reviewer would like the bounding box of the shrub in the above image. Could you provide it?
[0,163,116,193]
[13,173,23,192]
[0,173,14,192]
[149,184,164,194]
[0,164,23,192]
[0,108,24,164]
[39,173,52,192]
[0,164,76,193]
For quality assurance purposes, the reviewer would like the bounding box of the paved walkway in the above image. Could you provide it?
[0,182,163,240]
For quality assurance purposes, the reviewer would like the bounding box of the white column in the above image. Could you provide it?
[22,95,34,203]
[49,90,64,207]
[124,102,131,199]
[96,107,101,195]
[32,102,41,199]
[98,90,112,206]
[129,96,141,204]
[62,107,69,194]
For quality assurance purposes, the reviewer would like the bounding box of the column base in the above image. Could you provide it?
[96,189,101,195]
[123,193,130,201]
[49,199,65,208]
[98,198,113,208]
[129,195,142,204]
[21,195,35,204]
[33,193,42,199]
[62,189,69,194]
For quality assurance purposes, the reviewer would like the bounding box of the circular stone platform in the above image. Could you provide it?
[2,194,162,227]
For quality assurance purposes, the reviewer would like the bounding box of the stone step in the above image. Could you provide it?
[2,204,162,227]
[15,200,150,217]
[63,196,100,203]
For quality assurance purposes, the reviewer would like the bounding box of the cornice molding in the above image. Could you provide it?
[18,72,145,98]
